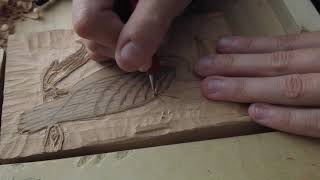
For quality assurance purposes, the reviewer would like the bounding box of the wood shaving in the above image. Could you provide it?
[0,0,38,49]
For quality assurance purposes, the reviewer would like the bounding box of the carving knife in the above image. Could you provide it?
[114,0,160,96]
[147,57,160,95]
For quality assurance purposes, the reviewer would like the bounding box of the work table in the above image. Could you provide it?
[0,0,319,179]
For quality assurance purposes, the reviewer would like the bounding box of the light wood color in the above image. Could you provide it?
[0,48,4,74]
[272,0,320,32]
[0,48,5,126]
[0,132,320,180]
[2,13,264,164]
[1,0,320,164]
[14,0,72,33]
[220,0,288,36]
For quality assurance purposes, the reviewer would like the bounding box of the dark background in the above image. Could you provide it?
[311,0,320,13]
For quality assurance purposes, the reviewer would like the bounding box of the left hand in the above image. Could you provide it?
[72,0,191,72]
[195,32,320,138]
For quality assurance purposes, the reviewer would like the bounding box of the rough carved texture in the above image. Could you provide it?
[42,40,90,102]
[20,58,176,133]
[0,0,39,48]
[43,124,64,153]
[1,12,251,162]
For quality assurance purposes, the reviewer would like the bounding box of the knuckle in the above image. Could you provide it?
[233,79,250,100]
[280,111,294,128]
[282,74,305,99]
[73,14,93,39]
[269,51,292,73]
[85,42,95,52]
[244,38,255,50]
[275,35,299,50]
[316,118,320,132]
[86,41,100,53]
[306,112,320,132]
[215,54,236,69]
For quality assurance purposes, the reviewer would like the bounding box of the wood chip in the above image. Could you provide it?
[16,1,22,7]
[22,2,32,11]
[0,0,36,48]
[0,24,8,31]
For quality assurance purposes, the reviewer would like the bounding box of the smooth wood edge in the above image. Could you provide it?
[0,122,270,165]
[281,0,320,32]
[268,0,302,34]
[268,0,320,33]
[221,0,287,36]
[2,0,320,165]
[0,48,5,130]
[0,132,320,179]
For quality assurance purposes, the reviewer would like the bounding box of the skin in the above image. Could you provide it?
[72,0,191,72]
[195,32,320,138]
[72,0,320,138]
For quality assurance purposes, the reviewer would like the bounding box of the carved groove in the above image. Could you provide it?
[43,124,64,153]
[18,42,176,133]
[42,40,90,102]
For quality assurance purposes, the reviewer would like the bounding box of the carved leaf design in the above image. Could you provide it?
[42,40,90,102]
[19,62,176,133]
[43,124,64,153]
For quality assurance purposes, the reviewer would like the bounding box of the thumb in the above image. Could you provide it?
[115,0,191,72]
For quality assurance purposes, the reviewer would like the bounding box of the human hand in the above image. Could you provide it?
[72,0,191,72]
[195,32,320,138]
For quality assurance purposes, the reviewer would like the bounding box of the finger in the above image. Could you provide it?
[83,39,115,58]
[115,0,191,72]
[72,0,123,48]
[201,74,320,106]
[217,31,320,54]
[196,48,320,77]
[138,60,152,72]
[88,52,111,62]
[249,104,320,138]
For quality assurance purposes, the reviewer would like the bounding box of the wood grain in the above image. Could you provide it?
[0,48,4,75]
[19,58,176,133]
[0,48,5,127]
[1,0,319,163]
[41,40,90,103]
[0,12,265,163]
[0,132,320,180]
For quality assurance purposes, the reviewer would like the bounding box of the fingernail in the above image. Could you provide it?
[251,104,271,121]
[207,79,224,93]
[120,41,144,68]
[139,63,151,72]
[139,67,146,72]
[217,37,235,49]
[196,56,214,74]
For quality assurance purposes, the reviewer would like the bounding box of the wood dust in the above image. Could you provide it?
[0,0,40,48]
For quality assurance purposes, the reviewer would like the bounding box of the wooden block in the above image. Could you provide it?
[0,48,4,74]
[272,0,320,32]
[0,48,5,121]
[0,132,320,179]
[14,0,73,34]
[1,0,320,164]
[0,11,267,164]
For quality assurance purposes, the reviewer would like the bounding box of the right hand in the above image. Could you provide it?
[72,0,191,72]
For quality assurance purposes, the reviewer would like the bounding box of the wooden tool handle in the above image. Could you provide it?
[147,57,161,75]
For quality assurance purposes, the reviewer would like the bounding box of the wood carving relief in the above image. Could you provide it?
[6,11,238,143]
[17,17,227,134]
[43,124,64,153]
[19,41,177,133]
[42,40,90,102]
[0,10,254,162]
